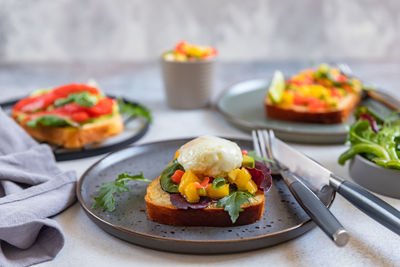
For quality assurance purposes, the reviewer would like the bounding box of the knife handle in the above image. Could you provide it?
[330,174,400,235]
[281,170,349,246]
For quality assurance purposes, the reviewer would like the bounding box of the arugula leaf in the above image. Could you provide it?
[118,98,152,122]
[54,91,98,107]
[339,108,400,170]
[212,177,226,190]
[92,172,151,212]
[216,191,253,223]
[247,151,273,163]
[26,115,79,128]
[160,160,184,193]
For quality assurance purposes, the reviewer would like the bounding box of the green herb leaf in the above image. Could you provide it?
[247,151,273,163]
[26,115,79,128]
[160,160,184,193]
[216,191,252,223]
[118,98,152,122]
[212,177,226,190]
[54,91,98,107]
[92,172,151,212]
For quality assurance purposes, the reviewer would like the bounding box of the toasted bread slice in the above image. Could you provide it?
[145,177,265,226]
[265,92,361,124]
[13,113,124,148]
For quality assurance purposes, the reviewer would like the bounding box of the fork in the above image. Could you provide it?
[252,129,350,246]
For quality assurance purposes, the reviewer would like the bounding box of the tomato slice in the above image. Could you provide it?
[87,98,115,117]
[14,84,100,113]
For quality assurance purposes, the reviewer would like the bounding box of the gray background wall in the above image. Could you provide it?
[0,0,399,63]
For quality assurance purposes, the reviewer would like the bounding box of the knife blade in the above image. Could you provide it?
[271,135,400,236]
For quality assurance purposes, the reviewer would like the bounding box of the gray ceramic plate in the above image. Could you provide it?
[349,155,400,199]
[77,138,335,254]
[216,79,394,144]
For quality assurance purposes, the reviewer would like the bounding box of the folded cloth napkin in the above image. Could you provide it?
[0,108,77,267]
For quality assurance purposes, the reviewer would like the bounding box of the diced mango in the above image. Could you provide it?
[228,168,252,190]
[206,184,229,199]
[245,179,258,194]
[184,183,200,203]
[227,168,241,183]
[178,170,200,194]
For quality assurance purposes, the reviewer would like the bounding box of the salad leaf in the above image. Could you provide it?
[54,91,98,107]
[216,191,253,223]
[26,115,79,128]
[118,98,152,122]
[338,107,400,170]
[160,160,184,193]
[212,177,226,190]
[92,172,151,212]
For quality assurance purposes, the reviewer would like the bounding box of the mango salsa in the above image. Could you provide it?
[178,170,200,194]
[206,183,229,199]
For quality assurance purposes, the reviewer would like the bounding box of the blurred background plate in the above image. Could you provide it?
[216,79,395,144]
[77,138,335,254]
[0,97,150,161]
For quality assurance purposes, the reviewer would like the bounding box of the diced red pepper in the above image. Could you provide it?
[171,169,185,184]
[194,177,210,189]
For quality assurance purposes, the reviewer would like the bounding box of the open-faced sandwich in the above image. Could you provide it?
[145,136,272,226]
[92,136,273,226]
[12,84,123,148]
[265,64,363,124]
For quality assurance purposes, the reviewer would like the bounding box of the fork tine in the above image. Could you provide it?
[256,130,269,160]
[251,130,261,158]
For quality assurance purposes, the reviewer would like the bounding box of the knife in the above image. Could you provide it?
[271,135,400,236]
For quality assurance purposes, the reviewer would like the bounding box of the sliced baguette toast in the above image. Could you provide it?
[145,177,265,226]
[265,92,361,124]
[13,113,124,148]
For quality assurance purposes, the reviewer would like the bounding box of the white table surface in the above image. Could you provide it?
[0,62,399,267]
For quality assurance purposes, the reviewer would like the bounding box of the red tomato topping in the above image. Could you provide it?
[336,74,347,83]
[13,84,100,113]
[330,89,342,99]
[241,150,248,156]
[171,170,185,184]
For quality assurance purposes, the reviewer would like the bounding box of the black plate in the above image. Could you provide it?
[0,97,150,161]
[77,138,336,254]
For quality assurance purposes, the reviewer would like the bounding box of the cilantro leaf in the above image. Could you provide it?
[54,91,98,107]
[26,115,79,128]
[118,98,152,122]
[216,191,253,223]
[92,172,152,212]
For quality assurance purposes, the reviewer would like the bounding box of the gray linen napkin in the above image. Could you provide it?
[0,108,77,267]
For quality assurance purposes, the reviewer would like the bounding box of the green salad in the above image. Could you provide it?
[338,107,400,170]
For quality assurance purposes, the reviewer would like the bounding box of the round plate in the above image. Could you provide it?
[216,79,390,144]
[0,97,150,161]
[77,138,335,254]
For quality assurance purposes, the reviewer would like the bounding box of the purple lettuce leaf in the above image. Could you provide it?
[170,194,212,209]
[359,113,379,133]
[246,161,272,192]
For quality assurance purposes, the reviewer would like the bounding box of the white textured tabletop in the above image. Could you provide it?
[0,62,399,267]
